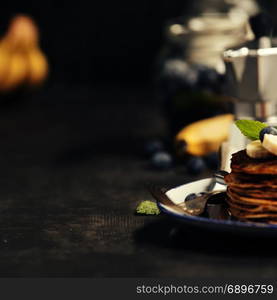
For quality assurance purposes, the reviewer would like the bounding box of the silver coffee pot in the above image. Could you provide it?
[220,13,277,171]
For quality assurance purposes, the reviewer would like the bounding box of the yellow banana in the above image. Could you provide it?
[0,51,28,92]
[0,42,11,86]
[26,48,48,86]
[4,15,38,51]
[0,15,48,92]
[176,114,234,156]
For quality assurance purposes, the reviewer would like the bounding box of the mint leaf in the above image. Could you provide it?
[235,120,267,140]
[136,201,160,215]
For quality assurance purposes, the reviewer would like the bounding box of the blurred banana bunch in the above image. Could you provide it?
[176,114,234,156]
[0,14,48,92]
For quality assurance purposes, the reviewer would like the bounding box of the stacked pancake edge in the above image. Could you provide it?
[225,150,277,223]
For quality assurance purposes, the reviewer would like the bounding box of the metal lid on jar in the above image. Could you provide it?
[166,13,253,50]
[223,46,277,104]
[165,13,253,73]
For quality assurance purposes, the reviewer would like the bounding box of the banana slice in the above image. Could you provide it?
[262,134,277,156]
[246,140,273,159]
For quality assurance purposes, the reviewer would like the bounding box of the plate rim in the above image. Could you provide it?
[157,178,277,230]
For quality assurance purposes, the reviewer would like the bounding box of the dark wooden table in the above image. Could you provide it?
[0,84,276,278]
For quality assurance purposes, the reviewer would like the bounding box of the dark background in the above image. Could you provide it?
[0,0,275,86]
[0,0,191,85]
[1,0,277,279]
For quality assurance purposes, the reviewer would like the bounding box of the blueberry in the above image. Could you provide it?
[160,59,199,90]
[144,139,164,156]
[185,192,206,203]
[186,156,206,175]
[185,193,197,202]
[151,151,173,170]
[259,126,277,142]
[195,64,219,90]
[204,152,219,170]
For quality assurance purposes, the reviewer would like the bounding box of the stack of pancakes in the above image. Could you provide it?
[225,150,277,223]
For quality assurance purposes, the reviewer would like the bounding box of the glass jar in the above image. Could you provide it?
[156,12,253,136]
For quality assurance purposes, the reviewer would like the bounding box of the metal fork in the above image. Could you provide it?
[148,184,224,216]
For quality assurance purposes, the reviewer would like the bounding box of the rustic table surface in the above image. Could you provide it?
[0,84,276,278]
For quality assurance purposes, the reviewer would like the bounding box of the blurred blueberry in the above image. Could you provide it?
[144,139,164,156]
[185,193,197,202]
[186,156,206,175]
[196,64,219,90]
[185,192,207,203]
[160,59,199,91]
[204,152,219,170]
[259,126,277,142]
[151,151,173,170]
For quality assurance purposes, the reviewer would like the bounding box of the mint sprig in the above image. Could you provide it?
[136,201,160,215]
[235,120,267,140]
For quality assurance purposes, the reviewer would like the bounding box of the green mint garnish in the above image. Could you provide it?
[235,120,267,140]
[136,200,160,215]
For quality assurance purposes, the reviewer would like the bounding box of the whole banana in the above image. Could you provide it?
[26,48,48,86]
[0,14,49,93]
[176,114,234,156]
[0,51,28,91]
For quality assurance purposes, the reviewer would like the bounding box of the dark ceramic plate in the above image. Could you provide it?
[156,178,277,237]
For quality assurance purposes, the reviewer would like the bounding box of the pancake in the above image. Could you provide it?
[229,206,277,220]
[225,172,277,189]
[227,194,277,214]
[225,149,277,223]
[230,187,277,199]
[228,200,268,213]
[227,188,277,207]
[231,150,277,175]
[268,220,277,224]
